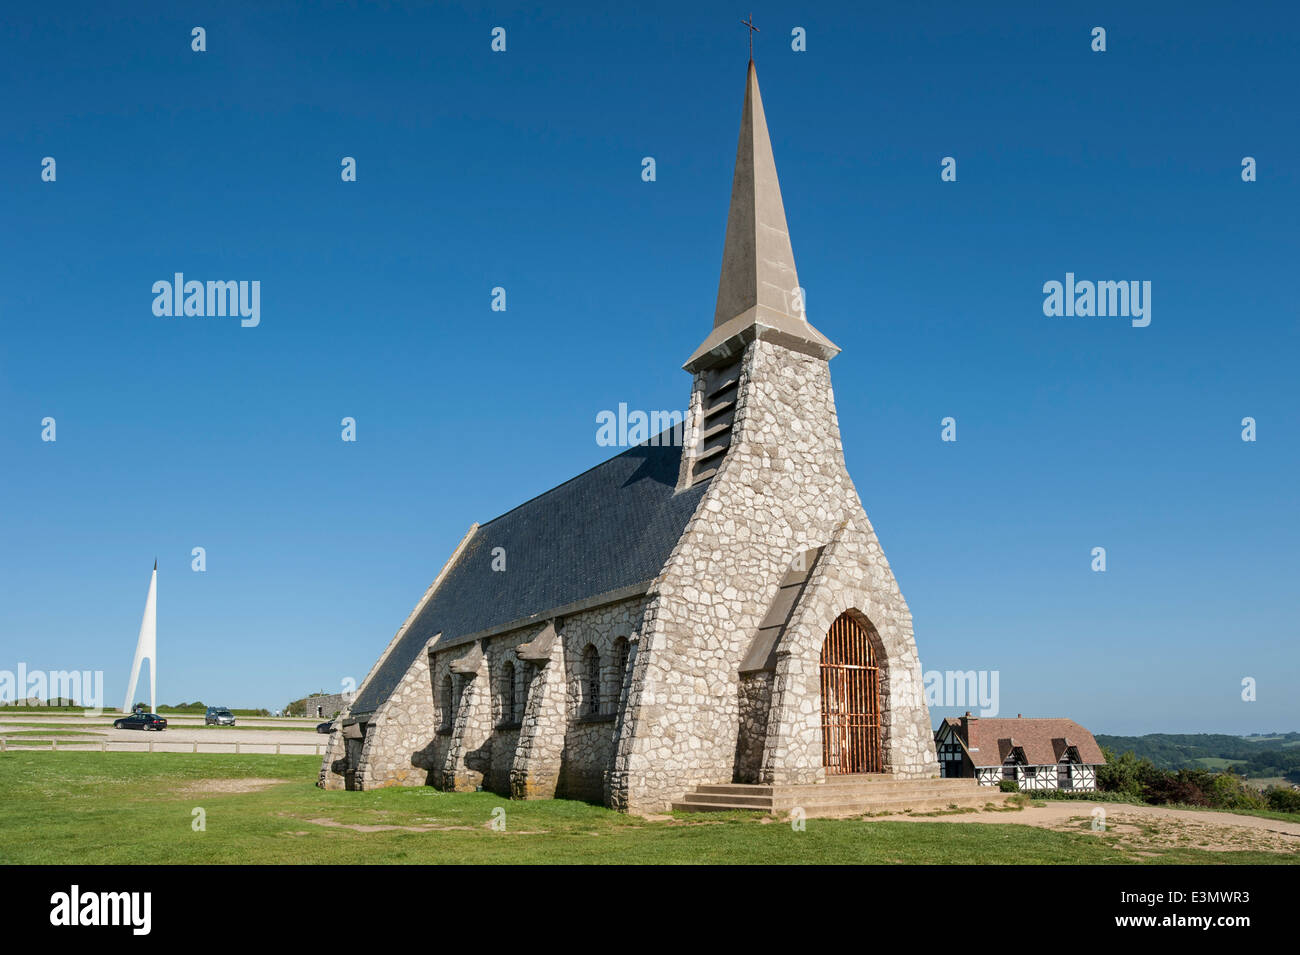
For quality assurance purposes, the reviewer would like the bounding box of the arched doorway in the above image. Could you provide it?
[820,611,883,774]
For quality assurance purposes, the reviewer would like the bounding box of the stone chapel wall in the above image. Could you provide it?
[610,338,935,812]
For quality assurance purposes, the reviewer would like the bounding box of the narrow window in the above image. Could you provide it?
[517,662,532,722]
[440,674,454,730]
[612,637,630,705]
[582,645,601,716]
[501,661,516,726]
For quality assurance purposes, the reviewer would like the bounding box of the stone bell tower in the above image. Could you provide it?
[677,59,840,490]
[610,61,939,813]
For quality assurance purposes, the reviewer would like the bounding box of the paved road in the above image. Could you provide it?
[0,716,327,754]
[0,713,318,729]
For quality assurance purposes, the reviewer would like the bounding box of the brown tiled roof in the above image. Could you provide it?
[943,717,1105,768]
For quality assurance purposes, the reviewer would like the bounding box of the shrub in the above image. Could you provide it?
[1142,769,1210,807]
[1264,787,1300,814]
[1096,747,1152,798]
[998,779,1019,793]
[1036,789,1133,803]
[1204,773,1266,812]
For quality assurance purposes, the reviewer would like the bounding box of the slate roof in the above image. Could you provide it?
[940,717,1106,768]
[349,438,708,715]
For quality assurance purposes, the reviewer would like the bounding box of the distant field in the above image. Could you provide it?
[1,753,1295,865]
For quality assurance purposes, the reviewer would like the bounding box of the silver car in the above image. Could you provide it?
[205,706,236,726]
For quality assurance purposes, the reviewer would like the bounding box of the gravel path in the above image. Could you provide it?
[878,801,1300,853]
[0,719,325,754]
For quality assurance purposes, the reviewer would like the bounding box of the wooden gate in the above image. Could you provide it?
[820,612,883,774]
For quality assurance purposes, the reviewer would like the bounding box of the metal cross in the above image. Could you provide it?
[741,13,760,60]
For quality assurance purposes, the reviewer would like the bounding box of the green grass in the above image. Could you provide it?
[0,706,87,713]
[0,729,100,738]
[1,753,1296,865]
[1193,757,1234,769]
[0,721,112,730]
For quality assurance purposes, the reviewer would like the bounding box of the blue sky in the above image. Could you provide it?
[1,2,1296,733]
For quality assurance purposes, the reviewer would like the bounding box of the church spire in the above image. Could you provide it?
[685,60,838,372]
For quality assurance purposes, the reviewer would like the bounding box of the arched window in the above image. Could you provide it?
[501,661,516,726]
[439,674,455,730]
[582,644,601,716]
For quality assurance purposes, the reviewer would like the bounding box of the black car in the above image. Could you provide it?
[316,720,335,734]
[113,712,168,731]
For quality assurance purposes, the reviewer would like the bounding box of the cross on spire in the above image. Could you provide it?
[741,13,759,60]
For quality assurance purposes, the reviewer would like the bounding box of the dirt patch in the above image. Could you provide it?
[174,777,286,795]
[879,802,1300,856]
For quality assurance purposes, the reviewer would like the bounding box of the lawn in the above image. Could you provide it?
[0,753,1294,865]
[0,722,112,729]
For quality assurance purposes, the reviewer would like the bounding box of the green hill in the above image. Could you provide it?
[1095,732,1300,783]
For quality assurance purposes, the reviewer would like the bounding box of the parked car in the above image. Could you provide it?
[316,719,335,734]
[205,707,236,726]
[114,712,167,731]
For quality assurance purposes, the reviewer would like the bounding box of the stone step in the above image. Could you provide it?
[694,778,979,797]
[673,792,1009,816]
[674,776,1009,818]
[676,791,776,808]
[769,791,982,810]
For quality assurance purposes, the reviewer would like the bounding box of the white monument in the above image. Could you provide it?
[121,561,157,713]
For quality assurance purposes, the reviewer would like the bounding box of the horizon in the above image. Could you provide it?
[2,2,1297,737]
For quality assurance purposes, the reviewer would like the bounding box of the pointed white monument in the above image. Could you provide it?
[122,561,157,713]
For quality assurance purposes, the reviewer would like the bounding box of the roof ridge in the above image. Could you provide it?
[478,427,685,529]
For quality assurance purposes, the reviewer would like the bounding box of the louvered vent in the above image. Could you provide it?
[689,359,741,485]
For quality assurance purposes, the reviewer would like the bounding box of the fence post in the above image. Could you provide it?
[276,743,281,755]
[149,740,154,753]
[235,741,240,754]
[193,741,197,753]
[52,738,58,751]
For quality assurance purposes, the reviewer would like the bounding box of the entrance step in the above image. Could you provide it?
[672,776,1011,818]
